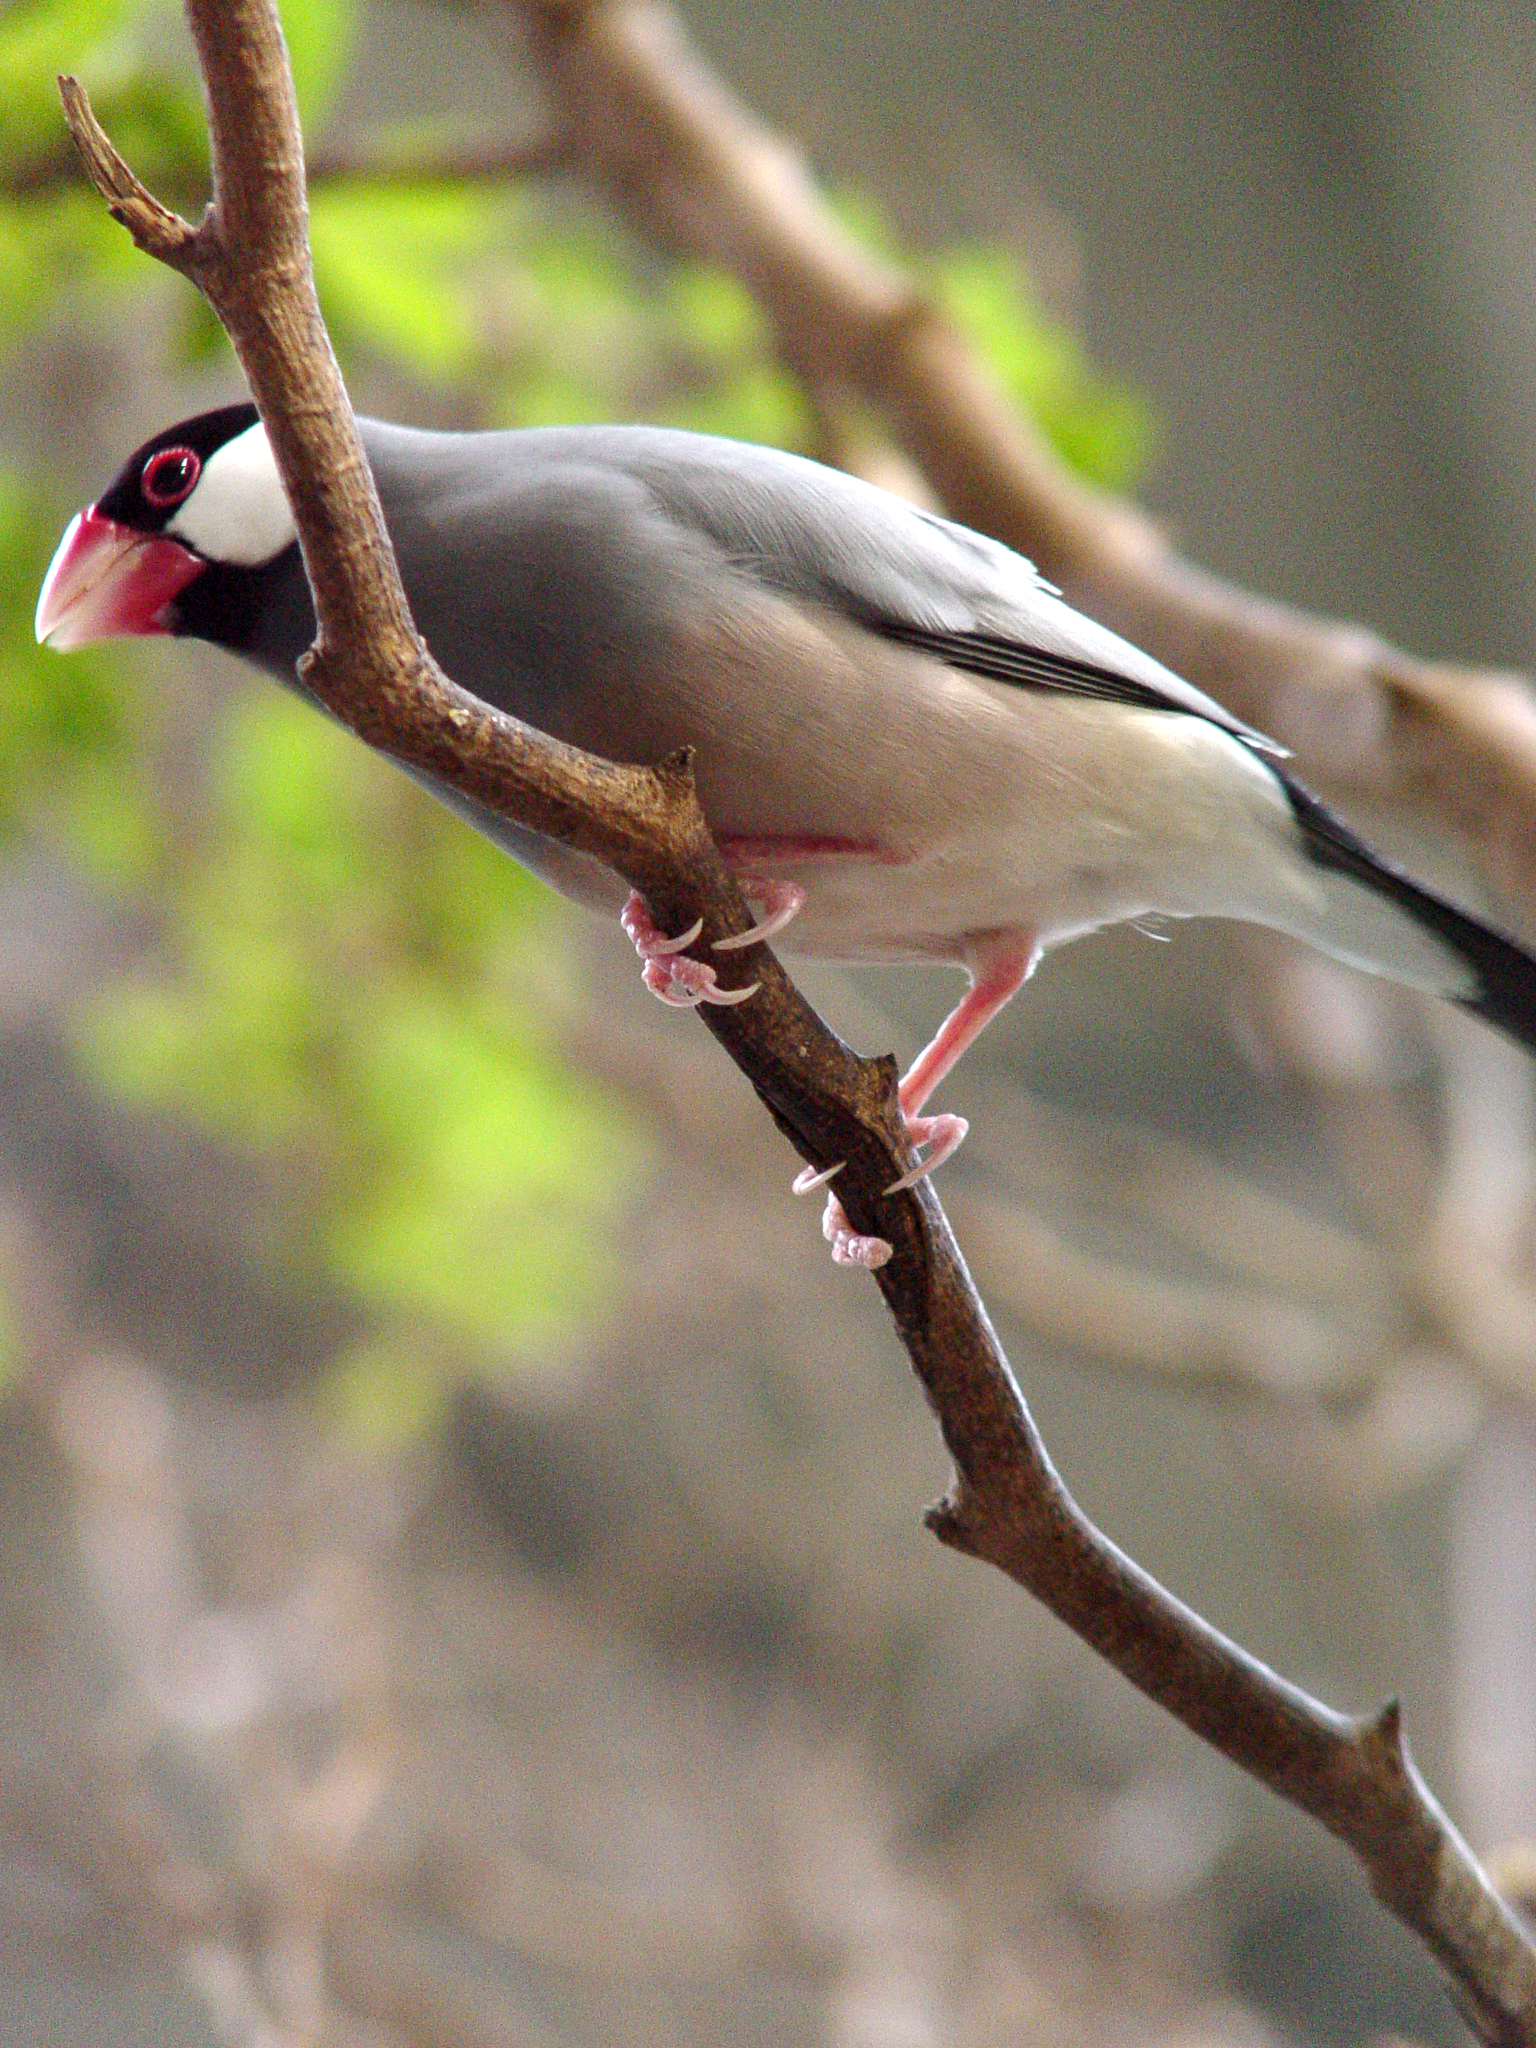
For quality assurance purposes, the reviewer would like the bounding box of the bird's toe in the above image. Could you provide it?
[624,890,759,1006]
[820,1190,893,1270]
[713,880,807,951]
[884,1110,968,1195]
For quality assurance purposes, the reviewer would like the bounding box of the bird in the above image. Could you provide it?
[36,401,1536,1267]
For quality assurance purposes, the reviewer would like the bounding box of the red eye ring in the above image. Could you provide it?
[142,445,201,510]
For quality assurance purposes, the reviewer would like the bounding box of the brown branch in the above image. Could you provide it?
[56,76,199,269]
[56,13,1536,2043]
[509,0,1536,933]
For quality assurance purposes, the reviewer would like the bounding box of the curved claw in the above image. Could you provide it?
[883,1112,969,1195]
[621,891,703,960]
[641,960,709,1007]
[713,883,807,952]
[643,915,705,956]
[792,1160,845,1196]
[639,954,759,1007]
[698,976,761,1006]
[623,891,760,1007]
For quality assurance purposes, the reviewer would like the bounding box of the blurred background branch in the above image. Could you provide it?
[506,0,1536,931]
[7,122,567,201]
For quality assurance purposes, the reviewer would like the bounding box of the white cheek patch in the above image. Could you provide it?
[166,419,298,566]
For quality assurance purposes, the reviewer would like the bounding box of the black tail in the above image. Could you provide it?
[1280,770,1536,1056]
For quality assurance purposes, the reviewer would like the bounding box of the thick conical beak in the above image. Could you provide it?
[35,507,204,650]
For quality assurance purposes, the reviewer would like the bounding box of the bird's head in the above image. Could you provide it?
[35,403,301,655]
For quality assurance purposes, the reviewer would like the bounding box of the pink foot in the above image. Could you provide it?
[815,1188,894,1269]
[621,892,760,1008]
[824,1194,893,1268]
[791,1164,892,1267]
[788,1104,967,1272]
[807,927,1034,1248]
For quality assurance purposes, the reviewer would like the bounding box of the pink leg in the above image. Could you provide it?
[808,930,1038,1268]
[620,891,761,1008]
[898,932,1039,1118]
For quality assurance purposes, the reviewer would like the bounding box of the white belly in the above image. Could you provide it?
[419,611,1303,972]
[718,691,1299,966]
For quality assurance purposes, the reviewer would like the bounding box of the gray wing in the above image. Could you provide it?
[598,427,1281,753]
[360,418,1277,753]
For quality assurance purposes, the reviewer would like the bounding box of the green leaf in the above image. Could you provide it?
[826,188,1156,491]
[653,359,812,450]
[49,755,162,886]
[664,264,763,357]
[0,190,142,340]
[325,1170,617,1350]
[73,681,642,1367]
[217,690,371,851]
[0,473,152,869]
[0,0,145,157]
[825,186,906,263]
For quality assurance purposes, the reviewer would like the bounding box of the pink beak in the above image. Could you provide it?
[34,507,204,651]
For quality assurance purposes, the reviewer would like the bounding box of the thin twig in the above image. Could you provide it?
[56,75,199,272]
[55,15,1536,2042]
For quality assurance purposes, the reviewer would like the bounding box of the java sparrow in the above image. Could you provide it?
[36,403,1536,1267]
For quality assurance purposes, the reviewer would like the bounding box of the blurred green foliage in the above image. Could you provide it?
[72,696,635,1366]
[0,0,354,341]
[0,478,147,859]
[934,246,1153,490]
[832,191,1153,491]
[1,0,1151,1436]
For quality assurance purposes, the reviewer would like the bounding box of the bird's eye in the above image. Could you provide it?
[141,446,201,510]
